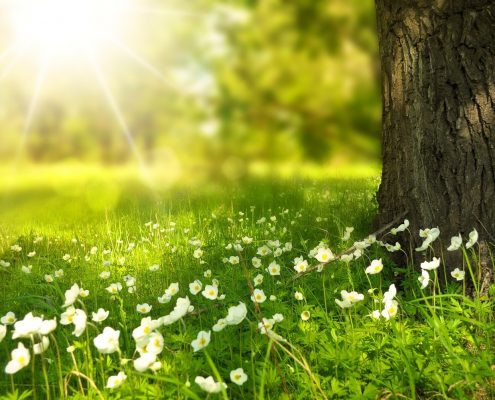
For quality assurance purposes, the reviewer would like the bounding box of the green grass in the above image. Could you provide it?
[0,165,493,399]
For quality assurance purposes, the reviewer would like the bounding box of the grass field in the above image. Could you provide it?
[0,165,493,399]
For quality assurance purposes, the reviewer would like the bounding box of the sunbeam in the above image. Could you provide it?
[0,43,29,81]
[85,48,149,178]
[110,39,180,91]
[14,54,50,164]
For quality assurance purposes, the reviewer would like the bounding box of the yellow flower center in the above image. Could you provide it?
[209,290,215,296]
[144,326,151,334]
[18,356,26,364]
[199,338,206,346]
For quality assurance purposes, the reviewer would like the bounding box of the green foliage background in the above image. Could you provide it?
[0,0,380,170]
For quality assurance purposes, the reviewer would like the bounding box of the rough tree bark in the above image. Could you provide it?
[375,0,495,275]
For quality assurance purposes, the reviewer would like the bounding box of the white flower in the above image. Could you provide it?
[256,245,271,256]
[144,332,164,355]
[132,317,156,344]
[342,227,354,241]
[99,271,111,279]
[106,283,123,294]
[12,312,43,339]
[0,325,6,342]
[420,257,441,271]
[418,270,429,289]
[44,274,54,283]
[300,311,311,321]
[5,342,30,374]
[72,309,87,337]
[383,284,397,303]
[385,242,401,252]
[381,300,399,320]
[191,330,211,352]
[293,258,308,273]
[203,269,212,278]
[195,376,227,393]
[267,239,280,248]
[193,248,204,259]
[315,247,334,263]
[94,327,120,354]
[251,289,266,304]
[234,243,244,252]
[1,312,16,325]
[391,219,409,235]
[230,368,248,385]
[228,256,239,265]
[137,303,152,314]
[451,268,465,281]
[294,291,304,301]
[106,372,127,389]
[242,236,253,244]
[202,285,218,300]
[54,269,64,278]
[158,293,171,304]
[341,290,364,304]
[252,257,262,268]
[28,250,37,257]
[165,282,179,297]
[33,336,50,354]
[253,273,264,286]
[160,297,191,326]
[11,244,22,252]
[258,318,275,335]
[267,261,281,276]
[353,249,363,259]
[92,308,109,323]
[189,280,202,295]
[447,234,462,251]
[415,239,431,252]
[416,227,440,251]
[272,313,284,323]
[63,283,80,307]
[21,265,32,274]
[133,353,157,372]
[419,227,440,240]
[370,310,381,319]
[225,302,247,325]
[365,259,383,275]
[212,318,227,332]
[124,276,136,287]
[269,295,277,301]
[149,264,160,272]
[465,229,478,249]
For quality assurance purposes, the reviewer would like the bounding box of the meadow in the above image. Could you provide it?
[0,165,494,399]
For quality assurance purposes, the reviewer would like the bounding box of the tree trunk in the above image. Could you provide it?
[375,0,495,270]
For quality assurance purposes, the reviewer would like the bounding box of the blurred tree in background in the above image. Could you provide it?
[0,0,380,172]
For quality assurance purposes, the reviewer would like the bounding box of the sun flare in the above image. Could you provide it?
[0,0,193,176]
[8,0,130,59]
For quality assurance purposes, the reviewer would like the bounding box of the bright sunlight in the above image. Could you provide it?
[7,0,130,59]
